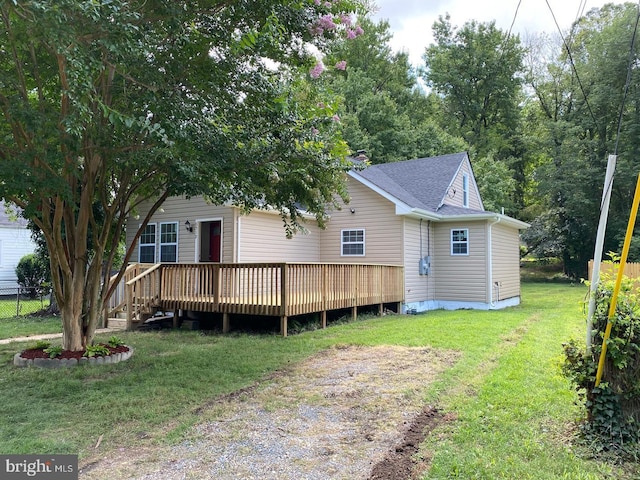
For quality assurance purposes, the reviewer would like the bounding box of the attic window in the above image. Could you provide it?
[462,173,469,208]
[342,229,365,256]
[451,229,469,256]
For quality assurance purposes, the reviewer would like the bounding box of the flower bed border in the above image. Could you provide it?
[13,346,133,368]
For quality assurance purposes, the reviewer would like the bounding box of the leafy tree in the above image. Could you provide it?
[323,18,467,163]
[423,15,525,160]
[523,3,640,275]
[471,152,516,214]
[0,0,364,351]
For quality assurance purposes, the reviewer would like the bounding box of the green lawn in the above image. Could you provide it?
[0,282,635,478]
[0,314,61,340]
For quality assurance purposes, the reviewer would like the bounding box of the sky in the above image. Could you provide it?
[371,0,632,66]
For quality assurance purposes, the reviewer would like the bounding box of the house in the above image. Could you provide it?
[124,152,528,318]
[0,201,37,291]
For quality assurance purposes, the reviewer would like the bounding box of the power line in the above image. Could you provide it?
[545,0,601,134]
[613,2,640,156]
[506,0,522,41]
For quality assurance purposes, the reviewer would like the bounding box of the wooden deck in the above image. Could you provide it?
[105,263,404,336]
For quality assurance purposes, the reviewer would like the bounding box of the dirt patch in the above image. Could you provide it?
[80,345,459,479]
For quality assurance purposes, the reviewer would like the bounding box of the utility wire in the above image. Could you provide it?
[613,2,640,156]
[505,0,522,41]
[545,0,601,135]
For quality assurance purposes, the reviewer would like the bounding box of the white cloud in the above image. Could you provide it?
[372,0,629,66]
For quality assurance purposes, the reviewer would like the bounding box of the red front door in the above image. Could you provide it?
[209,221,221,262]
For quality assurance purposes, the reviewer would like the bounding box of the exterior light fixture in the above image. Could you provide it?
[185,220,193,232]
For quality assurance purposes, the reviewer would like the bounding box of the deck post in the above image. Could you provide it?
[223,312,230,333]
[125,284,133,330]
[378,303,384,316]
[172,309,179,329]
[352,306,357,321]
[280,263,288,337]
[321,311,327,329]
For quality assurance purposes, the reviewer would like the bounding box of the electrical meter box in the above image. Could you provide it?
[419,256,431,275]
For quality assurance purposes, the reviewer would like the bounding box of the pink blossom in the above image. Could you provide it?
[332,114,340,123]
[317,14,337,31]
[324,2,332,8]
[346,29,356,40]
[335,60,347,70]
[355,25,364,36]
[311,127,320,135]
[310,62,324,79]
[340,14,352,26]
[314,0,321,4]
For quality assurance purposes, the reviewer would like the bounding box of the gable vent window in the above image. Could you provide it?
[342,229,365,256]
[462,173,469,208]
[451,229,469,256]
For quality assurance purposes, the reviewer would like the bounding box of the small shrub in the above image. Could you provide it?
[107,336,124,348]
[83,344,111,358]
[43,345,63,358]
[563,269,640,458]
[15,254,50,299]
[28,340,51,350]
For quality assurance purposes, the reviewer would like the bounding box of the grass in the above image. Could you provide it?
[0,315,61,340]
[0,282,636,478]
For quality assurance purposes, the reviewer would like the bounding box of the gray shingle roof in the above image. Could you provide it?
[356,152,468,213]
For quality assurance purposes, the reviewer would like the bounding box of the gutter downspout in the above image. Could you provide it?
[488,216,501,307]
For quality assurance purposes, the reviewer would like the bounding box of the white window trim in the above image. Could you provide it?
[341,229,365,257]
[159,221,179,263]
[138,223,157,263]
[451,228,469,256]
[462,173,469,208]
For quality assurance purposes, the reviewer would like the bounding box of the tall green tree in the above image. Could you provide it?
[0,0,364,351]
[423,15,525,160]
[523,3,640,275]
[323,18,467,164]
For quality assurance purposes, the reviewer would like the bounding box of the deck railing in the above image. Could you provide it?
[107,262,404,332]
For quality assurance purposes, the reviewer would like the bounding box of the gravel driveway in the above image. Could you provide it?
[80,345,458,480]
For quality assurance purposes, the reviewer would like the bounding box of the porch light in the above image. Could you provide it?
[185,220,193,232]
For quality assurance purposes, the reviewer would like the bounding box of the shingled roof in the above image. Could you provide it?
[354,152,472,213]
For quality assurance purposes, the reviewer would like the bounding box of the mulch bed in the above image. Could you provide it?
[20,344,130,360]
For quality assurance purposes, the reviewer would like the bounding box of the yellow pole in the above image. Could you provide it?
[595,173,640,386]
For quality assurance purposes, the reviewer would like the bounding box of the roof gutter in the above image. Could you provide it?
[405,209,529,229]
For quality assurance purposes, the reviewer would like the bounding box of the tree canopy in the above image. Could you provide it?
[0,0,366,350]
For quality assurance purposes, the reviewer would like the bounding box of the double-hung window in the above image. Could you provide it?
[159,222,178,262]
[341,229,365,256]
[451,229,469,255]
[139,223,157,263]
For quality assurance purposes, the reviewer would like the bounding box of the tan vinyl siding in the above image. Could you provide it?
[403,218,435,304]
[433,222,487,302]
[491,222,521,301]
[125,196,236,263]
[442,159,483,211]
[237,211,321,262]
[320,178,403,265]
